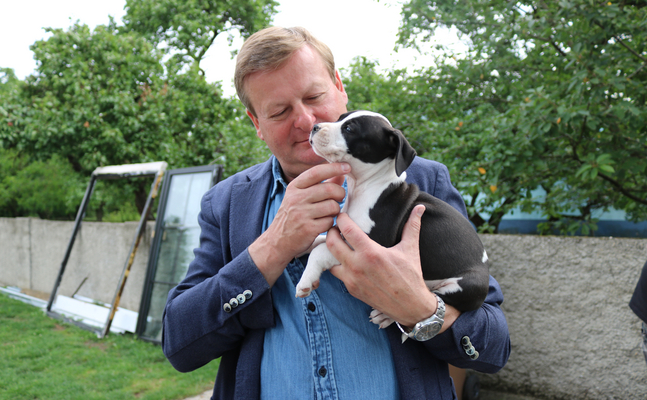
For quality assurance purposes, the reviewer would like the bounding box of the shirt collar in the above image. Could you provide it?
[270,156,289,199]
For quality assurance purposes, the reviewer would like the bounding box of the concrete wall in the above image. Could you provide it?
[0,217,153,311]
[1,218,646,398]
[477,234,647,400]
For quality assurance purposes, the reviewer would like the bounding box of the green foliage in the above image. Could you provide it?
[0,148,84,219]
[352,0,647,234]
[0,68,21,100]
[15,23,167,174]
[0,293,218,400]
[123,0,278,74]
[0,68,26,149]
[0,0,273,220]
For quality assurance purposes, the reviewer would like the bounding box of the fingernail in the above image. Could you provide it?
[416,205,425,217]
[341,163,351,173]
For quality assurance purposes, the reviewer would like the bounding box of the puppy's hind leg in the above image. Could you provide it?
[295,244,339,298]
[425,277,464,296]
[369,309,394,329]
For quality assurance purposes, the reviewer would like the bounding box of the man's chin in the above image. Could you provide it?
[299,147,327,165]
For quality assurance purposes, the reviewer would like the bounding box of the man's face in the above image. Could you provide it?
[245,45,349,182]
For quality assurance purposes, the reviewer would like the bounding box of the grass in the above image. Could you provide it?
[0,293,219,400]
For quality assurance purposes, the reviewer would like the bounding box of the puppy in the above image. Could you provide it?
[295,111,489,329]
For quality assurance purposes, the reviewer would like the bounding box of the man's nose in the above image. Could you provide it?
[293,104,316,132]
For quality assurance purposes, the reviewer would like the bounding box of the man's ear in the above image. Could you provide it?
[246,109,264,140]
[334,70,349,106]
[391,128,417,177]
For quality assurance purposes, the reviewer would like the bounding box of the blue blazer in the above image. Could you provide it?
[162,156,510,400]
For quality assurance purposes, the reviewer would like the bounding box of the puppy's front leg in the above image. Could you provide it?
[296,244,339,297]
[296,234,327,258]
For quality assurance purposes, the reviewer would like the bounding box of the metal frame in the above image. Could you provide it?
[46,162,167,338]
[135,164,222,343]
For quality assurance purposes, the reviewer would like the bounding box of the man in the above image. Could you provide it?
[162,26,510,399]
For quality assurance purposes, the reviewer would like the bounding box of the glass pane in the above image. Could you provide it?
[142,171,214,341]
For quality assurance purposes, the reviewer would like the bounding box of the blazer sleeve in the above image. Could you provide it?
[407,157,511,372]
[161,178,274,373]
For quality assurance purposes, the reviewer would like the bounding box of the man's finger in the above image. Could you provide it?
[294,162,350,189]
[400,205,425,250]
[331,212,369,252]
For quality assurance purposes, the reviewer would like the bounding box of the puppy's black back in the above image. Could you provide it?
[368,181,489,311]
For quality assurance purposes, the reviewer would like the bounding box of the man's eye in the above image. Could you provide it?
[271,109,287,119]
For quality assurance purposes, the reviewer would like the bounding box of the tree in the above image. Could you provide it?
[0,6,272,220]
[122,0,278,74]
[0,68,25,149]
[389,0,647,234]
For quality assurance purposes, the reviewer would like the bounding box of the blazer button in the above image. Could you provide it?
[243,290,253,300]
[461,336,479,359]
[236,293,246,304]
[229,298,239,309]
[223,303,232,313]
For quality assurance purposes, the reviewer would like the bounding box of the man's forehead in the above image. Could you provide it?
[245,45,335,109]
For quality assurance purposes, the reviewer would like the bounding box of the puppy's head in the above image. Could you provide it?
[310,111,416,177]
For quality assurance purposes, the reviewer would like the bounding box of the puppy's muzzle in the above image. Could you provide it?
[310,124,321,144]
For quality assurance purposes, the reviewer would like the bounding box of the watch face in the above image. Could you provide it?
[414,320,442,341]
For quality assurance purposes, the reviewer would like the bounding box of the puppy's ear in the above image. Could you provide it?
[391,128,417,176]
[337,111,355,122]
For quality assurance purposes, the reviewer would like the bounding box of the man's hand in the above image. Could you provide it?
[249,162,349,286]
[327,205,460,331]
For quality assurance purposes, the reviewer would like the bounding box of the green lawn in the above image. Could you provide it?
[0,293,218,400]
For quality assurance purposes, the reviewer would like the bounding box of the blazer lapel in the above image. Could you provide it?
[229,159,273,258]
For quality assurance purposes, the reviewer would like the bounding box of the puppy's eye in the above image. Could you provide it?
[345,125,352,133]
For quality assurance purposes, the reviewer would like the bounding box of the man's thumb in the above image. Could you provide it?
[401,204,425,246]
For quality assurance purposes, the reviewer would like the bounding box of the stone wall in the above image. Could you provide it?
[478,234,647,399]
[0,217,152,311]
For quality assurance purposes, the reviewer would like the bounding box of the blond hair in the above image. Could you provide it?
[234,26,336,117]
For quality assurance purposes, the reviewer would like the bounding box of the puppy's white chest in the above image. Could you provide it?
[344,172,404,234]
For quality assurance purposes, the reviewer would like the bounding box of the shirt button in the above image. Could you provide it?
[318,366,327,377]
[308,302,316,312]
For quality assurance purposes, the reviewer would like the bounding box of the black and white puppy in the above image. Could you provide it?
[295,111,489,328]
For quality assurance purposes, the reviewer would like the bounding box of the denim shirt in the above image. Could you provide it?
[260,158,400,400]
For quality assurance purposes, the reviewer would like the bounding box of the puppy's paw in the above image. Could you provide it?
[369,309,395,329]
[295,280,319,298]
[295,287,312,298]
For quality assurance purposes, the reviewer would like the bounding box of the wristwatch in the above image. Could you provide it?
[396,293,445,341]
